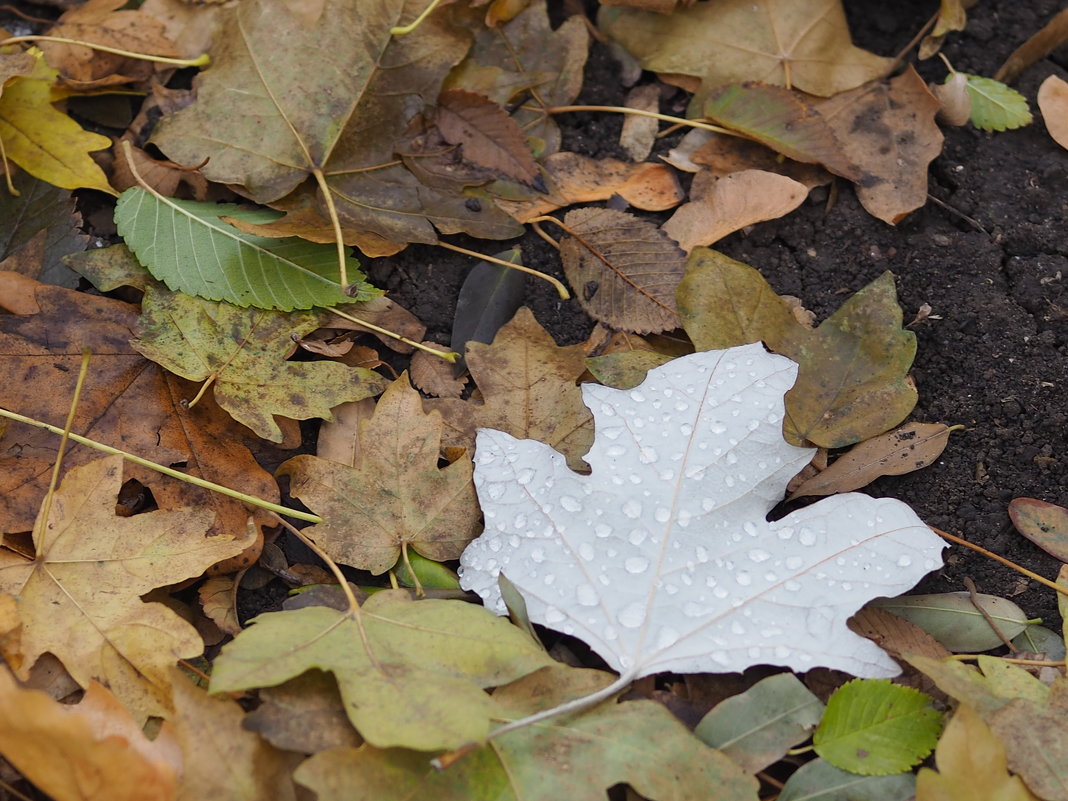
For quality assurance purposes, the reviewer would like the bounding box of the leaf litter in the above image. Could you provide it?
[0,0,1063,797]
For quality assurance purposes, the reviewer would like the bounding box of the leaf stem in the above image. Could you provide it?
[325,305,458,362]
[930,526,1068,597]
[310,167,349,290]
[186,373,215,409]
[437,240,570,299]
[544,105,736,137]
[389,0,442,35]
[949,654,1066,667]
[0,404,323,524]
[0,35,211,68]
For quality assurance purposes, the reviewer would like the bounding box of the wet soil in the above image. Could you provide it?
[378,0,1068,626]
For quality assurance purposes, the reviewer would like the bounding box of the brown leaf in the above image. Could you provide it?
[995,7,1068,83]
[198,575,240,637]
[425,308,593,470]
[0,275,280,544]
[815,66,944,224]
[788,422,955,500]
[1039,75,1068,152]
[171,674,300,801]
[242,671,363,754]
[436,89,539,184]
[1008,497,1068,563]
[410,345,469,398]
[663,169,808,252]
[918,0,967,60]
[315,398,376,467]
[496,152,684,220]
[321,295,427,353]
[620,84,660,161]
[930,72,973,127]
[0,669,181,801]
[848,606,951,698]
[689,133,831,187]
[278,376,480,574]
[560,207,686,333]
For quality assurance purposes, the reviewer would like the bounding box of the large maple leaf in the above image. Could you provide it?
[460,344,944,680]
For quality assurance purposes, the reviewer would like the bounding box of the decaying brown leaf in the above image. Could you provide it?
[1038,75,1068,151]
[620,84,660,161]
[788,422,955,500]
[930,72,973,127]
[242,671,364,755]
[278,376,479,574]
[815,66,944,224]
[560,207,686,333]
[0,456,252,717]
[410,345,469,398]
[689,133,831,187]
[663,169,808,252]
[435,89,539,185]
[425,308,593,469]
[0,669,181,801]
[918,0,968,60]
[497,152,684,221]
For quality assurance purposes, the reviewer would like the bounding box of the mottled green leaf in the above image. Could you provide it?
[778,758,915,801]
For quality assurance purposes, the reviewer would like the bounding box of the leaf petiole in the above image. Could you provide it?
[389,0,443,35]
[310,167,350,290]
[325,305,459,362]
[0,404,323,524]
[0,35,211,68]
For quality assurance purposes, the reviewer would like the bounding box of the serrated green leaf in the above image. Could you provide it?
[114,187,379,311]
[132,285,387,442]
[813,678,942,775]
[778,759,916,801]
[210,592,556,751]
[695,673,824,774]
[962,74,1032,131]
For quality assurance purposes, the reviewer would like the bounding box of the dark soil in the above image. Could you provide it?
[377,0,1068,627]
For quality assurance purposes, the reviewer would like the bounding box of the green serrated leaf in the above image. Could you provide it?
[114,187,380,311]
[695,673,824,774]
[813,678,942,775]
[962,74,1032,131]
[778,759,916,801]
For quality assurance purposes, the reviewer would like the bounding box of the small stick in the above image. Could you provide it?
[545,105,736,137]
[437,240,570,299]
[963,576,1016,649]
[930,526,1068,597]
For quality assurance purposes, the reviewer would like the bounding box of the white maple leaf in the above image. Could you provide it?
[460,343,944,680]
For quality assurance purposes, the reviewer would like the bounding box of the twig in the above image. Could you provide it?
[930,526,1068,597]
[963,576,1016,649]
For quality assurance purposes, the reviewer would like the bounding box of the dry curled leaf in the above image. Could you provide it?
[560,207,686,333]
[410,346,469,398]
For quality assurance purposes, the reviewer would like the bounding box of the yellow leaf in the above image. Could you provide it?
[0,49,115,194]
[916,704,1039,801]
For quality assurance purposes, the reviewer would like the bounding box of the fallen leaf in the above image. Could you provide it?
[0,169,87,288]
[0,49,114,194]
[994,7,1068,83]
[242,671,364,754]
[425,308,594,470]
[919,0,967,59]
[689,133,830,186]
[620,84,660,161]
[663,169,808,252]
[0,456,250,716]
[170,673,299,801]
[677,251,917,447]
[0,669,181,801]
[198,575,240,636]
[871,592,1030,653]
[695,673,824,774]
[0,276,281,543]
[1009,497,1068,562]
[815,66,944,224]
[411,346,469,398]
[1038,75,1068,151]
[963,74,1032,132]
[930,72,972,127]
[777,758,916,801]
[450,248,526,370]
[277,375,479,574]
[788,422,955,500]
[63,242,152,292]
[599,0,894,100]
[559,207,686,333]
[460,343,944,680]
[916,703,1040,801]
[210,591,555,750]
[296,664,759,801]
[496,152,684,220]
[435,89,539,185]
[132,285,388,442]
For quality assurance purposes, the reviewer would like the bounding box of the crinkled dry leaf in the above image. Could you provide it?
[788,423,954,500]
[663,169,808,252]
[132,285,387,442]
[815,66,943,224]
[0,276,280,542]
[497,152,684,221]
[297,664,759,801]
[560,207,685,333]
[0,456,251,717]
[0,670,181,801]
[278,376,479,574]
[410,346,468,398]
[436,89,539,184]
[620,84,660,161]
[1038,75,1068,151]
[918,0,967,59]
[677,251,917,448]
[461,344,944,680]
[599,0,894,101]
[425,308,593,470]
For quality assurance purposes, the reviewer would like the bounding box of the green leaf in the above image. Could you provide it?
[870,592,1031,652]
[394,551,462,591]
[132,285,388,442]
[813,679,942,775]
[695,673,824,774]
[677,250,917,447]
[209,592,556,751]
[1011,625,1066,660]
[778,759,916,801]
[294,665,760,801]
[114,188,379,311]
[962,74,1033,131]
